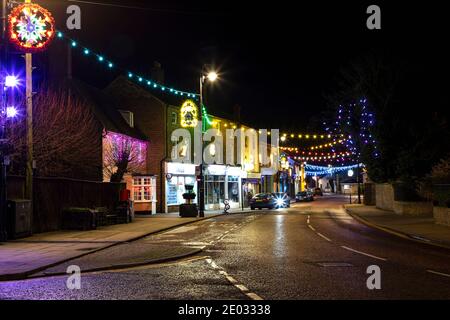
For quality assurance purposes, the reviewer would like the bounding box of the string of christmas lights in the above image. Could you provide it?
[323,99,379,158]
[280,147,354,157]
[55,31,199,99]
[280,133,332,140]
[304,163,363,176]
[292,152,353,161]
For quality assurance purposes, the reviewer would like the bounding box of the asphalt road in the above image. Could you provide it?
[1,195,450,300]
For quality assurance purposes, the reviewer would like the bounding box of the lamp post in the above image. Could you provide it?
[356,163,361,204]
[198,67,218,217]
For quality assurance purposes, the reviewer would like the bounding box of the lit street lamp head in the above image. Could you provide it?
[206,71,218,82]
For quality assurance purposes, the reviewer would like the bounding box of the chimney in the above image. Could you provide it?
[151,61,165,85]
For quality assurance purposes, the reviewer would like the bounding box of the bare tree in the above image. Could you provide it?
[103,131,147,183]
[8,86,101,179]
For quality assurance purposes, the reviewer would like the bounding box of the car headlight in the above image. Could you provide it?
[276,198,284,206]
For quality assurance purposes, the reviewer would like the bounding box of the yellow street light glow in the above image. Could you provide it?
[290,134,294,138]
[281,136,286,142]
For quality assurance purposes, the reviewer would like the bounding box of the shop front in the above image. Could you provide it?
[123,174,157,214]
[204,165,243,210]
[165,162,197,213]
[242,172,261,207]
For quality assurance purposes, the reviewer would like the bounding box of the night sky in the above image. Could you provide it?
[40,0,449,130]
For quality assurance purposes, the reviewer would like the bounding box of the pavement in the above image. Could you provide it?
[0,208,251,280]
[345,204,450,249]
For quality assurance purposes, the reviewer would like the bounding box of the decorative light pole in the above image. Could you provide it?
[0,74,19,241]
[1,0,55,240]
[198,67,218,217]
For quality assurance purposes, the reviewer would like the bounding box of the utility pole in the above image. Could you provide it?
[25,52,32,202]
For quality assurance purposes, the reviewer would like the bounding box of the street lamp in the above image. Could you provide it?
[198,67,218,218]
[206,71,218,82]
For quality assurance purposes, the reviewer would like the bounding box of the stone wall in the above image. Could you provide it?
[375,183,434,217]
[434,207,450,226]
[393,201,433,217]
[375,183,394,211]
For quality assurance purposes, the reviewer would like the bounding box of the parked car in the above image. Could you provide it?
[250,193,276,210]
[272,192,291,208]
[296,191,314,202]
[314,188,323,196]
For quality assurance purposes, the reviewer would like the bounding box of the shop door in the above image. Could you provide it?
[205,175,225,210]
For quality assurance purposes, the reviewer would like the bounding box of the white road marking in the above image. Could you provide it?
[205,258,263,300]
[182,242,211,246]
[308,224,316,231]
[226,275,238,284]
[246,292,264,300]
[341,246,387,261]
[316,232,332,242]
[235,284,249,292]
[427,270,450,278]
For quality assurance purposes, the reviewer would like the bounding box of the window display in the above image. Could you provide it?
[167,176,197,206]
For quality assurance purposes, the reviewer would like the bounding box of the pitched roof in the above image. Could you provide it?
[105,76,248,127]
[68,78,148,141]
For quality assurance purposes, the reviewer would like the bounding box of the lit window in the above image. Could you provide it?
[133,176,153,202]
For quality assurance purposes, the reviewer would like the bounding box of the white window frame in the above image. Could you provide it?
[133,176,152,203]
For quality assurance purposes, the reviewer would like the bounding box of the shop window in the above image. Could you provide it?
[167,176,197,206]
[228,176,239,204]
[133,177,153,202]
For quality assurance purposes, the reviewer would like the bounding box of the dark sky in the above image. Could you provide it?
[38,0,449,130]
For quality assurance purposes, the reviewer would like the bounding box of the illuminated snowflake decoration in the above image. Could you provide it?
[9,3,55,52]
